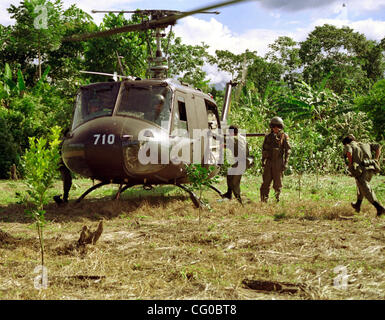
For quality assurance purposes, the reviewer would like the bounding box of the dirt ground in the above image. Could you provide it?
[1,175,385,300]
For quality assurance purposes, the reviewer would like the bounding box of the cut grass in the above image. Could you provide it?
[0,174,384,300]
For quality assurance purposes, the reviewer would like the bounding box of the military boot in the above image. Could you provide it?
[53,195,64,205]
[351,200,362,213]
[373,202,385,217]
[235,194,243,205]
[260,190,268,203]
[221,190,232,200]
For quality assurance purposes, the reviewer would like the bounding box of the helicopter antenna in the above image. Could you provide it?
[235,52,249,102]
[165,25,173,77]
[115,51,125,75]
[79,70,134,80]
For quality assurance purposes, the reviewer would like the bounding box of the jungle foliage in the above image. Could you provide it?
[0,0,384,178]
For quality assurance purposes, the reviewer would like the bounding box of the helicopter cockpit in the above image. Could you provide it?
[71,82,172,131]
[71,82,120,130]
[116,83,171,130]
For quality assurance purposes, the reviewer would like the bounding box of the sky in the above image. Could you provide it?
[2,0,385,86]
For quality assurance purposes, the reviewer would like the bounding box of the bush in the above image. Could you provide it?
[0,116,19,178]
[355,79,385,141]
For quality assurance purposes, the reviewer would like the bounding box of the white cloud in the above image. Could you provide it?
[60,0,137,24]
[201,63,232,89]
[173,16,296,87]
[174,16,293,56]
[350,19,385,40]
[258,0,385,14]
[173,13,385,87]
[347,0,385,12]
[2,0,384,87]
[306,18,385,41]
[0,0,20,26]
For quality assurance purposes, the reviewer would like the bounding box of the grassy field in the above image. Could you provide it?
[0,174,385,300]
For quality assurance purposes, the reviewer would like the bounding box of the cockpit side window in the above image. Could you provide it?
[71,82,120,130]
[116,84,171,130]
[205,100,220,130]
[171,96,189,138]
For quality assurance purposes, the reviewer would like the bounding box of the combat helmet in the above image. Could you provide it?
[346,134,356,141]
[153,94,165,105]
[270,116,284,129]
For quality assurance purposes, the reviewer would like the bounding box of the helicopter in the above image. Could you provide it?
[61,0,263,207]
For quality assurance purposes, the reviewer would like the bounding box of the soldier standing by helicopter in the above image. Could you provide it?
[260,117,291,202]
[53,128,72,205]
[221,125,252,204]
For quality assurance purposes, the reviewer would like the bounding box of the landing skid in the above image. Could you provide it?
[209,185,223,197]
[114,184,134,200]
[75,181,109,203]
[75,181,223,206]
[176,184,205,209]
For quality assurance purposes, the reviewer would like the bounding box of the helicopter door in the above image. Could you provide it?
[190,95,209,164]
[206,100,221,165]
[171,95,189,137]
[171,92,209,164]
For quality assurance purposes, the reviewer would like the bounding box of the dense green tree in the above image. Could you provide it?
[83,12,149,81]
[355,79,385,140]
[209,49,257,81]
[44,5,95,85]
[265,36,302,87]
[299,24,384,94]
[246,56,283,96]
[167,37,211,90]
[0,116,19,178]
[6,0,65,82]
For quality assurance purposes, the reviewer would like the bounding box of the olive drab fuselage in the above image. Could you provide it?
[62,78,222,185]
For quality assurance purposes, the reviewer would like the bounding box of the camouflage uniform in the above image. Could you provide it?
[343,137,384,216]
[222,128,251,204]
[260,118,291,202]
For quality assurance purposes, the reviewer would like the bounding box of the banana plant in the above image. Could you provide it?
[1,63,51,107]
[1,63,26,105]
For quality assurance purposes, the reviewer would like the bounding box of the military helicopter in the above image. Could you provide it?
[62,0,262,207]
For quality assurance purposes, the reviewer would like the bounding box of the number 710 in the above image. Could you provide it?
[93,134,115,145]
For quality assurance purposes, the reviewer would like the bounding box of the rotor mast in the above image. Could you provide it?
[91,9,220,79]
[149,27,168,79]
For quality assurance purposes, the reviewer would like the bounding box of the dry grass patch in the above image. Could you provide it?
[1,177,385,299]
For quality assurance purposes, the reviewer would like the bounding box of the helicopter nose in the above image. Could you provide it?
[122,127,169,175]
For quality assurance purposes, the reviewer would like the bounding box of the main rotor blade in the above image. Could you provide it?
[157,0,249,25]
[64,23,155,41]
[65,0,250,42]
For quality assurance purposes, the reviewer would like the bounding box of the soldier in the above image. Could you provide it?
[221,125,252,204]
[342,134,384,217]
[53,128,72,205]
[260,117,291,202]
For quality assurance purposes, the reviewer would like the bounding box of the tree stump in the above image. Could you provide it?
[77,221,104,246]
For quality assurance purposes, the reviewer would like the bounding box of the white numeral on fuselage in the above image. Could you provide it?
[93,134,115,145]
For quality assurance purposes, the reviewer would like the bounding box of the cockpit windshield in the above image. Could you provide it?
[116,84,172,130]
[71,82,120,130]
